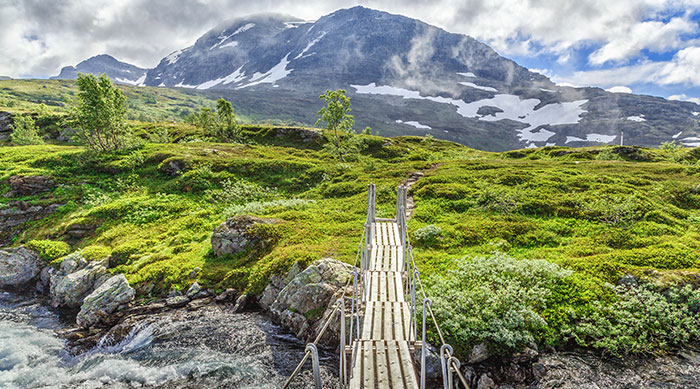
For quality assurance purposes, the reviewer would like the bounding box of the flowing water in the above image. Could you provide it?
[0,291,339,388]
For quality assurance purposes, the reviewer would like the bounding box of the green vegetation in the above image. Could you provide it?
[70,74,130,152]
[4,80,700,360]
[185,98,241,141]
[10,114,43,145]
[316,89,355,161]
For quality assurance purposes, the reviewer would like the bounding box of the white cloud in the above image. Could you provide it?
[669,93,700,104]
[606,86,632,93]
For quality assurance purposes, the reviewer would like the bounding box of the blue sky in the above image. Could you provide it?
[2,0,700,103]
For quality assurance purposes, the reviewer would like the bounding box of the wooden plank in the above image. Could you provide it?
[399,341,419,387]
[376,340,390,388]
[383,223,389,246]
[392,303,404,340]
[379,272,387,302]
[373,302,383,339]
[387,341,404,388]
[393,223,401,246]
[364,341,375,389]
[362,302,373,339]
[394,272,404,302]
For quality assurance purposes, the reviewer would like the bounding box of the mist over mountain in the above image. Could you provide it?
[53,6,700,151]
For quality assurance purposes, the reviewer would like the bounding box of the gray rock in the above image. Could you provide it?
[0,246,44,287]
[211,215,280,257]
[186,282,201,298]
[51,259,107,308]
[215,288,238,303]
[469,342,490,364]
[618,274,638,288]
[0,202,62,245]
[233,293,249,312]
[166,295,190,308]
[477,373,496,389]
[6,175,55,197]
[188,267,201,279]
[76,274,135,328]
[160,159,186,176]
[64,222,98,240]
[260,258,351,344]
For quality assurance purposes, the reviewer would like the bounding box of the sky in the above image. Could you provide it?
[2,0,700,102]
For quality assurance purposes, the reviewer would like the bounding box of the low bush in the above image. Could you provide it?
[27,239,71,261]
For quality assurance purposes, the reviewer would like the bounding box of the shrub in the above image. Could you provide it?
[205,179,276,204]
[11,115,44,145]
[223,198,315,217]
[428,253,572,356]
[413,224,443,247]
[581,195,646,227]
[564,285,700,355]
[27,239,71,261]
[476,187,520,214]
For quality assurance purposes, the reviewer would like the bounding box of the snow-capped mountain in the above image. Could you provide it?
[53,7,700,151]
[52,54,147,86]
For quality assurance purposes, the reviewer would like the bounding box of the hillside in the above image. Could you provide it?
[3,104,700,363]
[52,6,700,151]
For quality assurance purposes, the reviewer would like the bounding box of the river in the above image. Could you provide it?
[0,291,339,388]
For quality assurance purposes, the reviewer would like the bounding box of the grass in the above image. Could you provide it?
[4,85,700,358]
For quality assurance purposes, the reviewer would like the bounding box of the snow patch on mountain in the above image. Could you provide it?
[673,131,683,139]
[626,115,646,122]
[238,54,292,89]
[165,49,185,65]
[395,120,431,129]
[211,23,255,50]
[115,73,146,86]
[457,72,476,78]
[352,83,587,143]
[295,32,327,59]
[566,134,617,144]
[458,82,497,92]
[219,41,239,49]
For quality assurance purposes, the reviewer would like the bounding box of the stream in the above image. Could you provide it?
[0,291,339,388]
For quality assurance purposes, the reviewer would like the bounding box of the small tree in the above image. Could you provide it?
[316,89,354,161]
[10,115,44,145]
[186,99,240,141]
[70,73,129,152]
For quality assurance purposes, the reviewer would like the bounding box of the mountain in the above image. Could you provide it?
[0,76,11,81]
[52,54,147,85]
[55,7,700,151]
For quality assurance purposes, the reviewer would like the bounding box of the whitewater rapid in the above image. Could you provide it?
[0,291,338,388]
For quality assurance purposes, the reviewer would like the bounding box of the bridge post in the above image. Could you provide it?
[440,344,455,389]
[306,343,322,389]
[340,298,346,386]
[421,298,431,389]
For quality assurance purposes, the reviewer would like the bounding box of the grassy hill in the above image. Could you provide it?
[3,81,700,359]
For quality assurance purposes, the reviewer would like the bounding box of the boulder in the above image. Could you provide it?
[469,342,490,364]
[211,215,280,257]
[6,175,55,197]
[260,258,351,343]
[160,159,186,176]
[618,274,638,288]
[64,222,98,240]
[186,282,201,298]
[477,373,496,389]
[50,259,107,308]
[0,111,12,137]
[0,246,44,287]
[76,274,135,328]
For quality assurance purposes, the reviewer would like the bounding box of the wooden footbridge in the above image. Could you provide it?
[283,184,468,389]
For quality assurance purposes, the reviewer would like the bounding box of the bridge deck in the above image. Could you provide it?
[349,221,418,388]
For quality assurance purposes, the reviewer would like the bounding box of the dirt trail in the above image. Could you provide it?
[400,163,441,219]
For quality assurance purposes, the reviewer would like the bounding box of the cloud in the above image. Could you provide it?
[606,86,633,93]
[669,93,700,104]
[555,46,700,88]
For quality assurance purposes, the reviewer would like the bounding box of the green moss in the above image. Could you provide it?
[26,239,71,261]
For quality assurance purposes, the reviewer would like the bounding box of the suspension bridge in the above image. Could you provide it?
[283,184,468,389]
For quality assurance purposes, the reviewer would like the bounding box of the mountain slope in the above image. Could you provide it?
[52,54,147,86]
[54,7,700,151]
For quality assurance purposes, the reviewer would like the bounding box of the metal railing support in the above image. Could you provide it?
[340,298,346,386]
[411,267,419,342]
[306,343,322,389]
[421,298,431,389]
[440,344,454,389]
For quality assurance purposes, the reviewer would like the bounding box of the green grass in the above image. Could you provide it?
[4,88,700,358]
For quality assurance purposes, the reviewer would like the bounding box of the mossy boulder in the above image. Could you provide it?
[260,258,351,344]
[5,175,55,197]
[77,274,135,328]
[211,215,281,258]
